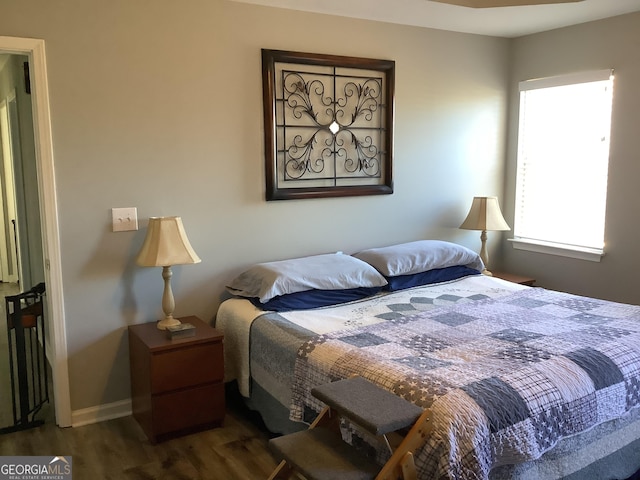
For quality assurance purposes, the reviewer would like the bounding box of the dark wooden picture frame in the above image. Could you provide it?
[262,49,395,201]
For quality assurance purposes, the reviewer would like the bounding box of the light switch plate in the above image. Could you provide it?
[112,207,138,232]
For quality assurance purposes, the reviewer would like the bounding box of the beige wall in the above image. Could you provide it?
[501,12,640,305]
[0,0,509,413]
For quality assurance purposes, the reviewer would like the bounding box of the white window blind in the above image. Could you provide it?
[513,69,614,260]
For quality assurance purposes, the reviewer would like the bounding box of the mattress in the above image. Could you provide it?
[216,275,640,479]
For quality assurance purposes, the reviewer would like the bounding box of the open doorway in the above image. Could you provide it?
[0,91,20,285]
[0,36,70,428]
[0,53,50,430]
[0,55,43,295]
[0,57,27,288]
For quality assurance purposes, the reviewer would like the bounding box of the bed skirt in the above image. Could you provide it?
[237,377,640,480]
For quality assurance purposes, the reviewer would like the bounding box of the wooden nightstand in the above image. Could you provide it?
[128,316,224,443]
[492,271,536,286]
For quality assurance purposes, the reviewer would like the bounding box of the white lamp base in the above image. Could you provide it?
[156,265,181,330]
[157,316,181,330]
[479,230,494,276]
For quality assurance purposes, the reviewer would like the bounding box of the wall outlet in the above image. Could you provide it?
[112,207,138,232]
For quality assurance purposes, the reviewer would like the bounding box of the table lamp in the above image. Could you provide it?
[136,216,201,330]
[459,196,510,276]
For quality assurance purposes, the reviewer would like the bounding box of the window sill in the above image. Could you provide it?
[508,238,604,262]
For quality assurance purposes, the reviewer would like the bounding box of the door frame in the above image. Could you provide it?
[0,36,70,427]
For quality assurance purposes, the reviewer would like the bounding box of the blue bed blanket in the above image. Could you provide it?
[289,288,640,479]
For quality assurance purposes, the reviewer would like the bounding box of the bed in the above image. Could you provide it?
[215,240,640,480]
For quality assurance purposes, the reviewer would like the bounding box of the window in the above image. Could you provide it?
[511,69,614,261]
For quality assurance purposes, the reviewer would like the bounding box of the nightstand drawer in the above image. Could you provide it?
[151,342,223,393]
[129,317,225,442]
[152,382,225,436]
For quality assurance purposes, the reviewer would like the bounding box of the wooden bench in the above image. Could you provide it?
[268,376,432,480]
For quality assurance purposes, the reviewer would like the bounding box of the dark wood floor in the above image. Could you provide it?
[0,281,278,478]
[0,388,279,479]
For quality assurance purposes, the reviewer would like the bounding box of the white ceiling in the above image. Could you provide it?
[229,0,640,37]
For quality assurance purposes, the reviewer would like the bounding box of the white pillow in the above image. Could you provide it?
[226,253,388,303]
[353,240,484,277]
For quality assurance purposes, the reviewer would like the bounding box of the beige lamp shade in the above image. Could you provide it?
[460,196,510,232]
[136,216,201,267]
[460,196,509,276]
[136,216,200,330]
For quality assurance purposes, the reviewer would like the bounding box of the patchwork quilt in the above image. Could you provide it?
[245,277,519,410]
[290,288,640,480]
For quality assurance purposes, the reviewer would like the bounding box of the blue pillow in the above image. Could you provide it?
[353,240,484,277]
[249,286,383,312]
[385,265,481,292]
[226,253,387,303]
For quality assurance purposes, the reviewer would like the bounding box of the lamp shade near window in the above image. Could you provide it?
[460,196,510,275]
[137,216,201,330]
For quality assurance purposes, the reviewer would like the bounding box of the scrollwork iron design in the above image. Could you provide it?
[281,72,382,180]
[262,49,394,200]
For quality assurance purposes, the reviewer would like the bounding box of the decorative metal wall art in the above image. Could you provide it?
[262,49,395,201]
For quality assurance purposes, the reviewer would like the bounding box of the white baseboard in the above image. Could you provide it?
[71,398,132,427]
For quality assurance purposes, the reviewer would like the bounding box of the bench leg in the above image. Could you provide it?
[267,406,338,480]
[375,410,432,480]
[311,406,341,435]
[400,452,417,480]
[267,460,293,480]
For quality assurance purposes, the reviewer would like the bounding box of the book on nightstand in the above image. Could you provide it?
[166,322,196,339]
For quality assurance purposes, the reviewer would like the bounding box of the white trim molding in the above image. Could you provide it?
[509,237,604,262]
[519,69,613,92]
[0,36,71,427]
[71,399,132,428]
